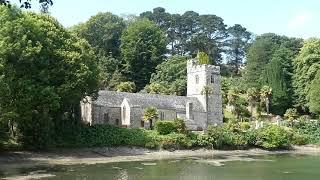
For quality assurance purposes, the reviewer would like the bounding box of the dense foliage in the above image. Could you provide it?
[70,13,125,89]
[0,6,99,149]
[308,71,320,114]
[155,119,186,135]
[293,120,320,144]
[293,39,320,112]
[120,18,166,90]
[116,81,136,93]
[49,121,311,151]
[225,24,252,74]
[148,55,188,95]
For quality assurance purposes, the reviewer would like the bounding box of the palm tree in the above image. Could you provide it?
[284,108,299,126]
[246,87,259,120]
[260,86,272,114]
[227,88,238,108]
[142,107,159,129]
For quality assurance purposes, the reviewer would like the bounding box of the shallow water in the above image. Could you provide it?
[1,154,320,180]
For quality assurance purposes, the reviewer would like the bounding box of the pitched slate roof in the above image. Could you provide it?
[93,91,205,112]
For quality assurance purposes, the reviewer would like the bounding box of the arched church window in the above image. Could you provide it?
[122,107,126,120]
[211,73,215,84]
[195,75,199,84]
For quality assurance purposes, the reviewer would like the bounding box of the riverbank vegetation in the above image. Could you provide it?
[1,5,320,151]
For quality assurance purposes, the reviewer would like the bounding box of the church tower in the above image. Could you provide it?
[187,59,223,127]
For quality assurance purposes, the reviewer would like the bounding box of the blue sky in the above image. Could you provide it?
[24,0,319,38]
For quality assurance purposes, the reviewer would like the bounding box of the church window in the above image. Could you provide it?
[195,75,199,84]
[104,113,109,123]
[141,120,145,128]
[211,73,215,84]
[122,107,126,120]
[160,112,165,120]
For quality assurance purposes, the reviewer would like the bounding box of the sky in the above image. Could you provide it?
[23,0,320,39]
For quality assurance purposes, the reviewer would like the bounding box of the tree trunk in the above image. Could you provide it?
[266,98,270,114]
[205,93,208,129]
[250,103,253,121]
[150,119,153,130]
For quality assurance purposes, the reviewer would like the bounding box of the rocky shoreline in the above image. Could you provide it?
[0,145,320,170]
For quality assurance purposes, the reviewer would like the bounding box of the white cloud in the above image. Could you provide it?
[288,11,313,28]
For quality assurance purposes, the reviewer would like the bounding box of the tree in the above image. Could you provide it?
[261,38,302,115]
[140,7,171,30]
[149,55,188,95]
[70,13,125,90]
[260,86,272,114]
[244,33,282,87]
[0,7,99,148]
[144,83,165,94]
[120,18,166,90]
[262,54,291,115]
[284,108,299,126]
[71,12,125,58]
[140,8,228,64]
[116,81,136,93]
[142,107,159,129]
[186,14,227,64]
[197,52,209,64]
[226,89,249,120]
[245,34,302,88]
[106,69,127,90]
[226,24,252,75]
[293,38,320,112]
[234,97,250,121]
[246,87,259,119]
[227,89,238,107]
[308,71,320,115]
[97,55,121,90]
[1,0,53,12]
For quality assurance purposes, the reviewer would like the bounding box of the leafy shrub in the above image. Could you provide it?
[255,125,291,150]
[78,124,149,147]
[61,124,192,150]
[155,118,186,135]
[289,131,309,145]
[297,115,311,122]
[160,133,192,150]
[155,121,176,135]
[144,130,162,149]
[293,120,320,144]
[173,118,186,133]
[224,121,250,132]
[206,123,250,149]
[116,81,136,92]
[191,133,210,147]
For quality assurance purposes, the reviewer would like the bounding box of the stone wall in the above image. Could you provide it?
[92,105,121,125]
[129,108,177,128]
[129,107,143,128]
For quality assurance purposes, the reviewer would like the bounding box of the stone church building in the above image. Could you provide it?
[81,59,223,130]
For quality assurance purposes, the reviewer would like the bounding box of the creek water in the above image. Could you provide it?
[1,154,320,180]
